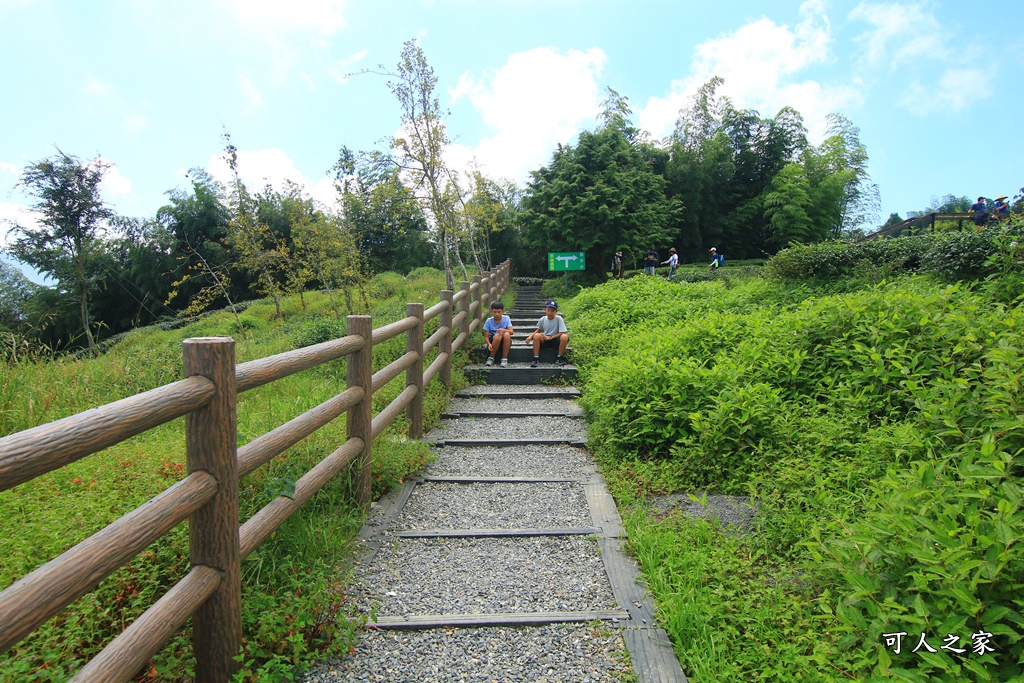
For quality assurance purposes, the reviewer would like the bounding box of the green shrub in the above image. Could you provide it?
[293,316,347,349]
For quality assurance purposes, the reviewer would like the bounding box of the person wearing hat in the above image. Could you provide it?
[709,247,723,270]
[994,195,1010,219]
[526,300,568,367]
[612,251,624,279]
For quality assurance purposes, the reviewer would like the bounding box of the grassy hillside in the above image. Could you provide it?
[0,267,500,682]
[564,266,1024,682]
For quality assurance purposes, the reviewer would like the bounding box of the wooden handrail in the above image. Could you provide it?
[371,350,419,393]
[0,471,219,653]
[236,334,365,393]
[239,437,364,559]
[0,375,215,491]
[0,260,512,681]
[371,315,418,346]
[70,565,223,683]
[423,298,450,322]
[237,386,364,478]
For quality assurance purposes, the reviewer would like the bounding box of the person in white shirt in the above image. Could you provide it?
[661,247,679,277]
[526,300,568,367]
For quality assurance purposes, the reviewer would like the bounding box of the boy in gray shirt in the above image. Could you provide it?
[525,300,568,367]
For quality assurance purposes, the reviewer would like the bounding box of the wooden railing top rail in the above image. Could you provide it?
[0,375,216,492]
[0,260,512,682]
[236,334,365,393]
[860,212,978,242]
[371,315,418,346]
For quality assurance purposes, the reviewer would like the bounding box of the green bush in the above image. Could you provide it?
[572,271,1024,681]
[293,316,347,349]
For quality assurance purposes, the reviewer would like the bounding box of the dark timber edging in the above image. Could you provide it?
[374,610,631,629]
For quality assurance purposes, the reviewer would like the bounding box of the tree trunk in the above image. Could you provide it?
[588,248,609,282]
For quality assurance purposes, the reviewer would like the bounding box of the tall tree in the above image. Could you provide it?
[6,150,114,355]
[222,134,289,318]
[522,96,675,279]
[381,39,465,288]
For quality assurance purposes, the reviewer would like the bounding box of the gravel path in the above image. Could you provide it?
[448,397,583,415]
[351,536,616,616]
[394,482,591,530]
[423,445,594,479]
[299,624,631,683]
[428,416,588,441]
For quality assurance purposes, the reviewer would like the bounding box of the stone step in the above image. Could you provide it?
[464,364,577,384]
[455,386,581,399]
[470,347,570,364]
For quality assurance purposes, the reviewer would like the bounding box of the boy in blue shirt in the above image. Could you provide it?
[483,301,513,367]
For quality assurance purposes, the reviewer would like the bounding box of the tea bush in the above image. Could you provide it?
[568,272,1024,681]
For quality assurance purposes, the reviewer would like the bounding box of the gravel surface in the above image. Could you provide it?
[424,444,594,479]
[352,536,616,616]
[429,416,588,441]
[298,624,631,683]
[644,492,758,533]
[459,385,579,396]
[448,397,583,415]
[394,482,591,530]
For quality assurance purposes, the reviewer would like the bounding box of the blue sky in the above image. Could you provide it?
[2,0,1022,280]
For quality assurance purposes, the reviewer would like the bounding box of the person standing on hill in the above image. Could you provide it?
[971,196,990,228]
[661,248,679,277]
[709,247,723,270]
[612,251,624,279]
[643,248,658,276]
[994,195,1010,220]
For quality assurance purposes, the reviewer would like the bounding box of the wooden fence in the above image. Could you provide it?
[859,212,981,241]
[0,261,511,682]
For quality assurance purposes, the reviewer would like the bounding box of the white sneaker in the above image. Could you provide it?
[500,358,508,367]
[485,357,494,367]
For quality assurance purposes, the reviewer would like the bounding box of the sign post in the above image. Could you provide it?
[548,251,585,286]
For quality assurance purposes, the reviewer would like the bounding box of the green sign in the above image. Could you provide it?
[547,251,586,272]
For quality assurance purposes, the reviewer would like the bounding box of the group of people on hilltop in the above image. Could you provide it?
[629,247,722,278]
[972,194,1012,227]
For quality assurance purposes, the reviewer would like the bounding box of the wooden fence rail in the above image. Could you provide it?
[0,261,511,682]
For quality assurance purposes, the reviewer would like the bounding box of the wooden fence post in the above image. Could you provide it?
[472,275,483,331]
[459,281,471,342]
[183,337,240,683]
[347,316,373,508]
[481,271,492,311]
[440,290,453,387]
[406,303,424,439]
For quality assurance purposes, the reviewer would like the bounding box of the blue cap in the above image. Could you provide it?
[545,300,558,310]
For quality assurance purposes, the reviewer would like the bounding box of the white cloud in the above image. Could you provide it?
[101,163,132,197]
[849,2,947,67]
[447,47,607,181]
[637,0,857,142]
[207,148,339,210]
[328,49,369,83]
[124,114,147,135]
[240,75,265,108]
[224,0,346,35]
[0,202,39,247]
[900,67,991,115]
[81,75,148,137]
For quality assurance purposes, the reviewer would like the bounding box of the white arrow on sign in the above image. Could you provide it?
[555,255,578,267]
